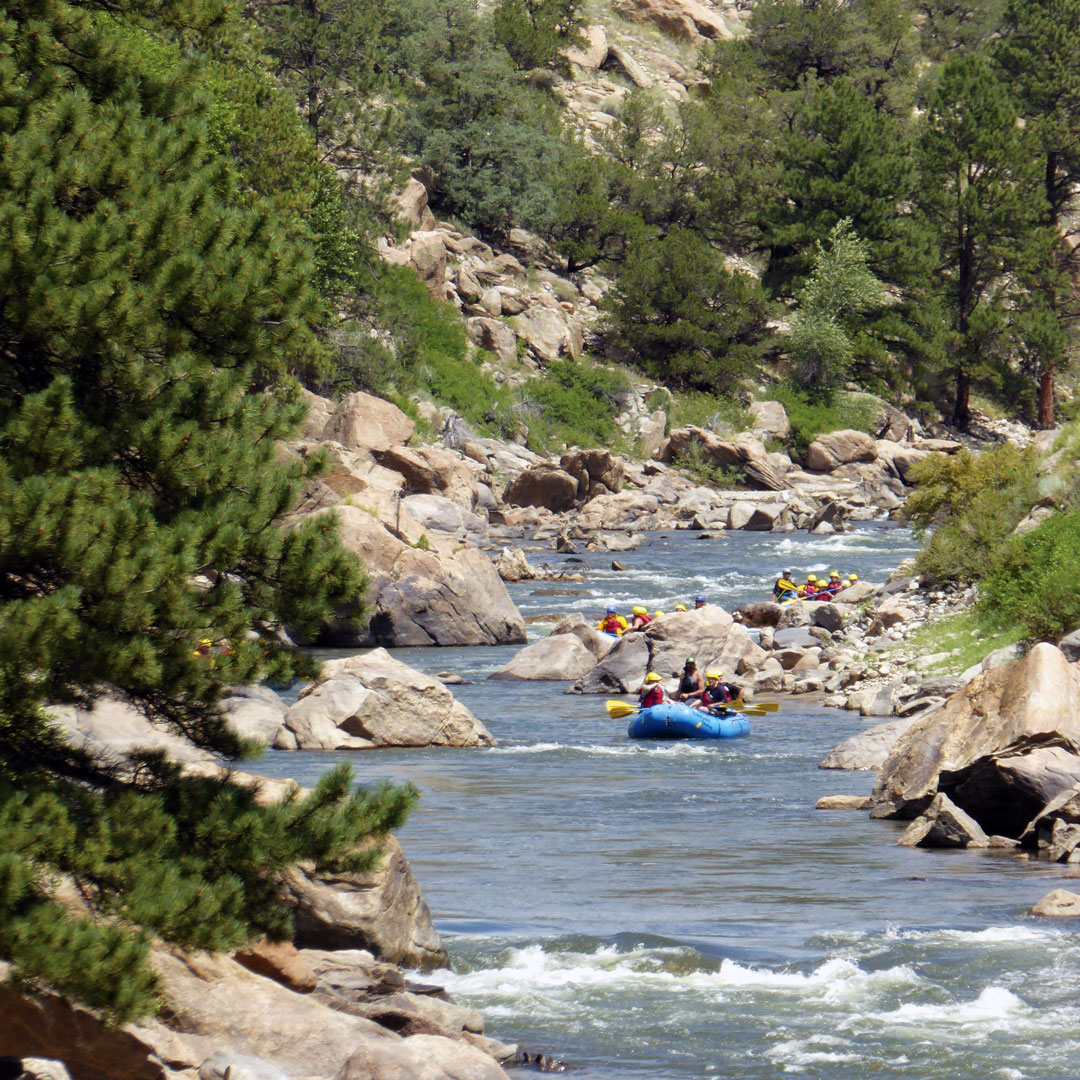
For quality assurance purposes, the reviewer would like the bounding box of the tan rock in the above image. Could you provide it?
[566,24,608,68]
[748,400,790,440]
[805,430,877,472]
[560,448,624,500]
[284,648,494,750]
[409,232,448,301]
[1031,888,1080,917]
[375,445,479,508]
[396,178,436,231]
[323,393,415,455]
[489,634,596,681]
[816,795,872,810]
[466,316,518,365]
[282,832,448,970]
[613,0,733,40]
[898,792,989,848]
[872,644,1080,820]
[511,306,582,361]
[233,940,317,994]
[504,464,579,512]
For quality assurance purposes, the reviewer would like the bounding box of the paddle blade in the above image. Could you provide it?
[606,699,639,719]
[736,700,778,712]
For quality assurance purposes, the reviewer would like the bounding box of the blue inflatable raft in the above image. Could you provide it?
[628,702,750,741]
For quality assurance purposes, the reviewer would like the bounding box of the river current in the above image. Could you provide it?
[258,526,1080,1079]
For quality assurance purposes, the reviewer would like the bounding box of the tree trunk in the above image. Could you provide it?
[952,369,971,430]
[1038,364,1056,430]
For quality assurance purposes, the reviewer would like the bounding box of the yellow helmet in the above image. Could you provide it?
[807,574,817,582]
[674,603,687,611]
[830,570,840,578]
[199,638,213,646]
[849,573,858,582]
[632,606,647,616]
[705,670,722,681]
[653,610,664,618]
[645,672,661,683]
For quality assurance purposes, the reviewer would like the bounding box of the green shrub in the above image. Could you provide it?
[979,510,1080,641]
[520,359,630,451]
[903,444,1039,584]
[667,389,749,433]
[768,385,878,460]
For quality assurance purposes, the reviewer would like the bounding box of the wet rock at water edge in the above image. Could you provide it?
[816,795,872,810]
[898,792,989,848]
[1031,888,1080,917]
[489,635,596,681]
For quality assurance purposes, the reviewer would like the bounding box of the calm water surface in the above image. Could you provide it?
[258,526,1080,1079]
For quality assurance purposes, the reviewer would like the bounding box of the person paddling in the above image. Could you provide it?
[629,605,652,631]
[825,570,844,597]
[637,671,666,708]
[697,670,744,712]
[598,604,628,636]
[673,657,705,704]
[773,571,798,602]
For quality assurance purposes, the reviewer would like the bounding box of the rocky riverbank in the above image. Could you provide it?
[0,760,543,1080]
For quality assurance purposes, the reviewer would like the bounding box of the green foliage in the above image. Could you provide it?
[672,444,748,490]
[493,0,586,71]
[916,53,1056,428]
[899,608,1026,675]
[786,219,886,398]
[666,390,749,433]
[520,360,630,451]
[979,511,1080,640]
[903,446,1039,583]
[604,229,772,393]
[0,0,413,1019]
[915,0,1006,60]
[768,387,879,460]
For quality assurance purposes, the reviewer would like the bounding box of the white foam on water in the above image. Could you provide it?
[864,985,1029,1031]
[768,1039,862,1068]
[441,944,922,1017]
[884,925,1061,946]
[483,742,718,758]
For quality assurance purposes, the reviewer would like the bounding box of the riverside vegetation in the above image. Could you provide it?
[4,0,1080,1076]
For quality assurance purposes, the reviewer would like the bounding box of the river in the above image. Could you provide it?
[257,525,1080,1079]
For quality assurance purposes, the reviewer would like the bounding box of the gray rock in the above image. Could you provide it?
[776,603,812,630]
[489,634,596,681]
[200,1052,291,1080]
[549,614,616,659]
[400,494,487,541]
[753,657,784,692]
[504,464,579,512]
[18,1062,73,1080]
[736,602,782,627]
[819,716,920,771]
[816,794,872,810]
[812,602,850,633]
[1059,628,1080,663]
[571,632,650,694]
[772,627,818,649]
[898,792,989,848]
[222,685,287,747]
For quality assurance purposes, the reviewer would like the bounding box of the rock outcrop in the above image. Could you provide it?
[281,649,494,750]
[489,634,597,681]
[280,833,448,969]
[871,644,1080,820]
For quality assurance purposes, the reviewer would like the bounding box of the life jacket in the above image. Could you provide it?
[703,683,731,706]
[641,684,665,707]
[599,614,624,635]
[631,614,652,629]
[826,580,843,596]
[679,671,699,695]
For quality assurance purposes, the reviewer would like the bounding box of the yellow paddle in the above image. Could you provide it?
[605,699,776,719]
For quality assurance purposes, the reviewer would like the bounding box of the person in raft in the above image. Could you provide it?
[824,570,844,597]
[598,604,629,636]
[799,574,823,599]
[674,603,687,612]
[695,594,707,609]
[696,670,744,712]
[629,605,652,631]
[638,671,667,708]
[773,571,798,602]
[673,657,705,704]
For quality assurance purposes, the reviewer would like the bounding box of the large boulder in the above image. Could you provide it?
[511,305,582,361]
[369,548,527,647]
[492,546,536,582]
[283,649,493,750]
[560,449,625,500]
[612,0,733,40]
[898,792,989,848]
[748,400,790,440]
[871,644,1080,820]
[489,634,597,681]
[400,493,487,542]
[1031,888,1080,917]
[222,686,288,747]
[946,737,1080,840]
[323,392,415,455]
[281,832,448,970]
[571,631,650,694]
[664,428,787,491]
[550,614,616,659]
[819,717,921,771]
[736,602,782,628]
[374,445,479,508]
[47,698,215,766]
[466,316,518,365]
[503,464,579,512]
[804,430,877,472]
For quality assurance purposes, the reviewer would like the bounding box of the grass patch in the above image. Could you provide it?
[667,389,749,433]
[519,358,632,453]
[899,610,1027,676]
[672,443,747,489]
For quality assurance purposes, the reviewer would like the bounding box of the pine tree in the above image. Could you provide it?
[0,0,415,1019]
[994,0,1080,427]
[604,229,772,392]
[915,54,1056,428]
[492,0,586,71]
